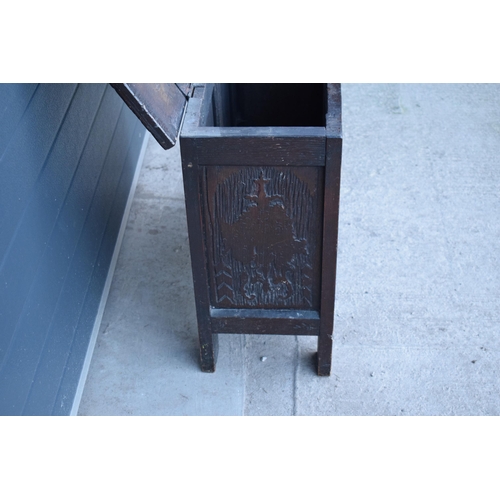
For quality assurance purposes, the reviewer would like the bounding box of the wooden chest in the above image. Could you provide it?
[112,83,342,375]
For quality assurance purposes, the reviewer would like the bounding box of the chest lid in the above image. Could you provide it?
[111,83,191,150]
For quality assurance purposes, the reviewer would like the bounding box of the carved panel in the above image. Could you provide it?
[205,166,324,310]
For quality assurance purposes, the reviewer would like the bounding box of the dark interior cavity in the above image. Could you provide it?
[212,84,326,127]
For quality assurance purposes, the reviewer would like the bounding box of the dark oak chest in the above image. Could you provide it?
[113,83,342,375]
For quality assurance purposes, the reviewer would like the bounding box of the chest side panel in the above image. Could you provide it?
[203,165,324,310]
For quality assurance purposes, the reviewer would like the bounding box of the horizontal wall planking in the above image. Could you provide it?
[0,84,39,155]
[52,118,146,416]
[22,103,143,416]
[0,83,146,415]
[0,85,123,415]
[0,84,106,386]
[0,84,78,260]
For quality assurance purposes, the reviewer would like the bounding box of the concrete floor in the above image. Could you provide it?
[78,84,500,416]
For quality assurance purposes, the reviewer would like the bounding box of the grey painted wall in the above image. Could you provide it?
[0,83,146,415]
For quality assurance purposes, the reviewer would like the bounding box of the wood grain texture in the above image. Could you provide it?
[192,136,325,166]
[198,84,215,126]
[180,137,218,372]
[211,317,319,335]
[317,85,343,376]
[111,83,187,149]
[205,166,324,310]
[180,84,342,375]
[210,308,320,335]
[326,83,342,138]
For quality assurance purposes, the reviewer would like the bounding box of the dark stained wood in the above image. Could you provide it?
[211,309,320,335]
[179,83,342,374]
[212,83,232,127]
[110,83,187,150]
[129,83,343,375]
[189,135,325,166]
[109,82,344,374]
[325,83,342,138]
[181,89,204,133]
[210,308,320,320]
[198,84,215,126]
[204,165,324,310]
[317,85,343,376]
[317,137,342,376]
[180,137,218,372]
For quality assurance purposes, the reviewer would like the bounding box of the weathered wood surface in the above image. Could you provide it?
[180,83,342,374]
[317,85,343,376]
[204,165,324,310]
[326,83,342,138]
[180,137,218,372]
[110,82,342,374]
[210,308,320,336]
[190,136,325,166]
[212,317,319,336]
[183,84,341,375]
[111,83,187,149]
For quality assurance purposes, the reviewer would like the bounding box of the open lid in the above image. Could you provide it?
[111,83,191,150]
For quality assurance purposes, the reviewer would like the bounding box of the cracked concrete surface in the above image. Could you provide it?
[78,84,500,416]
